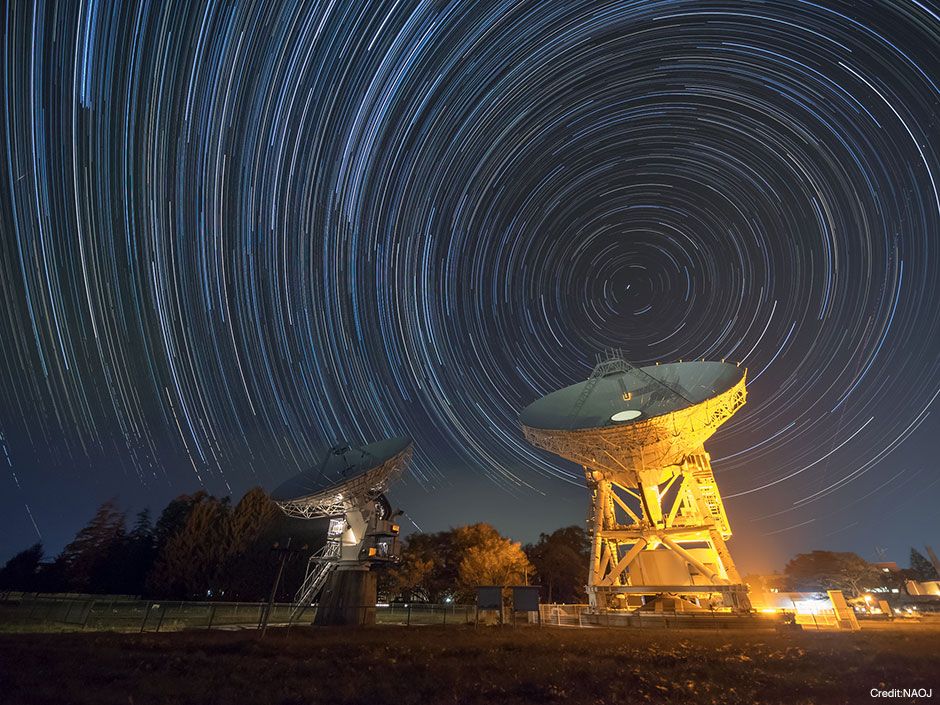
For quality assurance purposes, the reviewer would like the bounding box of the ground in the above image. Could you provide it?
[0,623,937,705]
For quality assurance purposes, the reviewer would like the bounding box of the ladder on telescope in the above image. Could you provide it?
[569,349,696,420]
[288,542,340,623]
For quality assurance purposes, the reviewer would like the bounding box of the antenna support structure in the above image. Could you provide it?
[272,438,411,625]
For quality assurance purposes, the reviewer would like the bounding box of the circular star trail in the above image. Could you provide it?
[2,0,940,552]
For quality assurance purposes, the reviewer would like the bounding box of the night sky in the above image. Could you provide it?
[2,0,940,574]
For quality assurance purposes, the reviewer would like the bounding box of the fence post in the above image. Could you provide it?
[207,604,217,630]
[155,603,168,633]
[406,604,411,626]
[81,600,94,630]
[139,602,152,633]
[442,604,447,626]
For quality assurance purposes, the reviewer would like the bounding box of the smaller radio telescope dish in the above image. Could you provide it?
[271,436,412,626]
[272,436,412,519]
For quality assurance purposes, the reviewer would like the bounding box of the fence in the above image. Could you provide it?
[793,610,840,630]
[540,603,589,626]
[0,593,476,632]
[538,603,785,630]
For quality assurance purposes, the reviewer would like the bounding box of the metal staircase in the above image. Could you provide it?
[289,541,340,622]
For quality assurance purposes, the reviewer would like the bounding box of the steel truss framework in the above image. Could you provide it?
[289,540,341,622]
[274,444,412,622]
[586,450,748,610]
[275,448,411,519]
[523,367,750,612]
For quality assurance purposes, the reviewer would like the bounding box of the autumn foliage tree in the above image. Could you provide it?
[385,536,438,602]
[458,533,532,597]
[385,523,533,603]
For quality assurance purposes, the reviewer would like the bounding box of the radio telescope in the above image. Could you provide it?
[520,351,750,612]
[271,436,412,625]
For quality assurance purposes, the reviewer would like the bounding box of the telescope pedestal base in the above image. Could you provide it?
[589,583,751,613]
[314,566,376,626]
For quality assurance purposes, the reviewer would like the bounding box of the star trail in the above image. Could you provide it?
[2,0,940,569]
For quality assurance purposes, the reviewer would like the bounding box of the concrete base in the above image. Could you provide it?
[582,611,783,630]
[314,567,376,626]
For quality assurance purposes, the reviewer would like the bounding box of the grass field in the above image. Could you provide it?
[0,623,937,705]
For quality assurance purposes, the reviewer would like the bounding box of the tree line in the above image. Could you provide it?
[0,488,592,604]
[780,548,939,597]
[0,489,318,601]
[382,523,590,604]
[1,485,936,603]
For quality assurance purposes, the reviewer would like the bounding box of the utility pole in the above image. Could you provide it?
[261,538,308,637]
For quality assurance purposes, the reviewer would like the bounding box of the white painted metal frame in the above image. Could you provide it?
[275,447,411,519]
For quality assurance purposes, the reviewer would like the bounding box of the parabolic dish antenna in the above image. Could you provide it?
[520,352,750,613]
[520,359,746,479]
[271,436,412,626]
[272,436,412,519]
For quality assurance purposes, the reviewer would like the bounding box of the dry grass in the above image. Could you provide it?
[0,623,937,705]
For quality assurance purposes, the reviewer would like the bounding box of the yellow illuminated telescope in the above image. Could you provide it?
[521,353,750,613]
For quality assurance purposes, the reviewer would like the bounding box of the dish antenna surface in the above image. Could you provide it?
[272,437,412,625]
[520,351,750,613]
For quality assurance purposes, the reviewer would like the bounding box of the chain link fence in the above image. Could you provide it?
[0,593,477,632]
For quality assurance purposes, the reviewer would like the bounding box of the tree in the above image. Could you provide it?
[0,543,44,591]
[386,523,535,603]
[226,488,281,555]
[106,509,157,596]
[784,550,882,597]
[146,495,231,598]
[215,489,292,600]
[525,526,591,603]
[385,530,458,602]
[58,499,127,593]
[146,488,295,600]
[458,533,533,598]
[385,551,435,602]
[910,548,939,581]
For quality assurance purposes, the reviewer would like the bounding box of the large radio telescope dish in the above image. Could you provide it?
[272,436,412,519]
[519,353,750,613]
[521,360,745,484]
